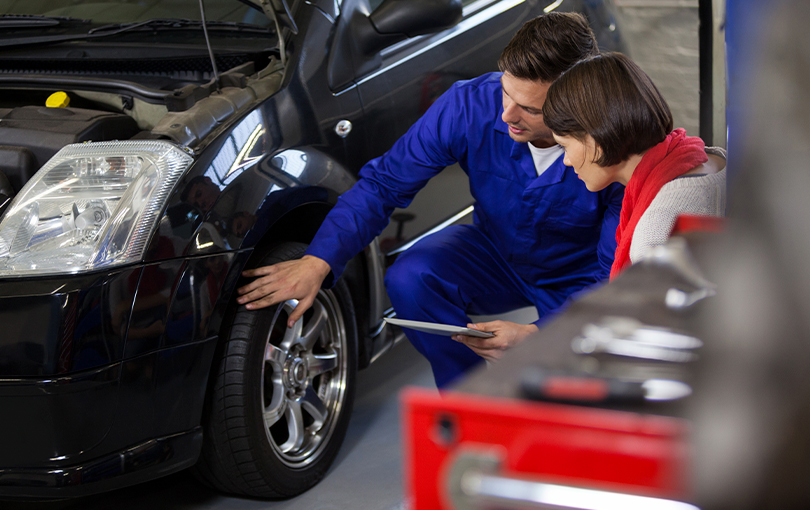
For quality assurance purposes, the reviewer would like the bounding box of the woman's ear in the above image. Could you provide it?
[586,135,603,165]
[592,146,603,164]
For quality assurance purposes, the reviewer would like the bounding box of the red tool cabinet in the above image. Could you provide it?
[403,388,692,510]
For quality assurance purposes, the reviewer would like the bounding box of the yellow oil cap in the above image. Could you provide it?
[46,91,70,108]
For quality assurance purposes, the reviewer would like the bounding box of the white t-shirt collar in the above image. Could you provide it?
[527,143,564,178]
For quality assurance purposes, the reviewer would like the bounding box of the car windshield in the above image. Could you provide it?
[0,0,270,27]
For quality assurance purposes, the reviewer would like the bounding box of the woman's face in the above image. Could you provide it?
[553,134,619,191]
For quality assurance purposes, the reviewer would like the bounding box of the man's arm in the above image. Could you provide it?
[236,82,469,319]
[303,92,466,285]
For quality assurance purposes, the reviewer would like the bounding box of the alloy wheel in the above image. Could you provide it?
[261,290,348,467]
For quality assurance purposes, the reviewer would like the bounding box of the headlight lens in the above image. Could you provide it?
[0,141,193,276]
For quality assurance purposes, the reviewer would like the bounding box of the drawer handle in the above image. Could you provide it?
[446,448,699,510]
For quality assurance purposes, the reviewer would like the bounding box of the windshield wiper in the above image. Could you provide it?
[0,14,91,28]
[88,18,270,35]
[0,17,272,49]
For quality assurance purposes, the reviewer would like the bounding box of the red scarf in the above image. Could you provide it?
[610,129,708,280]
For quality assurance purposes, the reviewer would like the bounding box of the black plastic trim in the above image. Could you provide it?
[698,0,713,145]
[0,428,202,500]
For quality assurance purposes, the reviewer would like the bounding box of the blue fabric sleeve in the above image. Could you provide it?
[304,84,467,286]
[596,183,625,278]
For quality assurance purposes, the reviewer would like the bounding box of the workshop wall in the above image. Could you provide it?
[615,0,701,136]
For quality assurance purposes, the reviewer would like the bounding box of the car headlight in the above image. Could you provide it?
[0,141,193,277]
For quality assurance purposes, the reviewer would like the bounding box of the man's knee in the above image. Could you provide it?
[385,226,480,308]
[384,248,436,303]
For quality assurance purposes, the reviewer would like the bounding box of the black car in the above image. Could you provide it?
[0,0,625,500]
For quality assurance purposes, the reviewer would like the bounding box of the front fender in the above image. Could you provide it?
[238,146,358,251]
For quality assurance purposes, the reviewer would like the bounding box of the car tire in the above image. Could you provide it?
[194,242,357,498]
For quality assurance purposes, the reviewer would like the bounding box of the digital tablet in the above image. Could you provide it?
[384,318,495,338]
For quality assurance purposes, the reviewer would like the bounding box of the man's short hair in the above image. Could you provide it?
[498,12,599,83]
[543,52,674,166]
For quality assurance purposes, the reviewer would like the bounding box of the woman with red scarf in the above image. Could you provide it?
[543,52,726,279]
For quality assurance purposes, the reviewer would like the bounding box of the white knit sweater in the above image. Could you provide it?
[630,168,727,263]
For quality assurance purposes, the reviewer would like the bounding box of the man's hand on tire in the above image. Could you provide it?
[237,255,332,327]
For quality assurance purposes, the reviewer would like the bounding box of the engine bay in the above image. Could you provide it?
[0,57,283,199]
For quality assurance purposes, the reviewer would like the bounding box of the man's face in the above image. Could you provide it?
[188,179,220,212]
[500,72,556,148]
[230,212,257,237]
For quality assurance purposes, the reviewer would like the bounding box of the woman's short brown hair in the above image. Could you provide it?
[498,12,599,83]
[543,52,674,166]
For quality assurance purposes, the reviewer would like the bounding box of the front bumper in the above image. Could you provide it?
[0,254,240,498]
[0,428,202,500]
[0,334,216,499]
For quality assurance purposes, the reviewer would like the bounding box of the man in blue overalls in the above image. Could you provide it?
[237,12,624,388]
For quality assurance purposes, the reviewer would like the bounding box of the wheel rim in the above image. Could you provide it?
[260,289,348,468]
